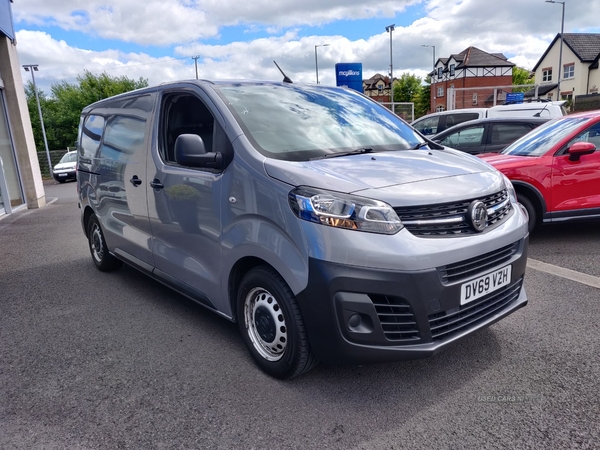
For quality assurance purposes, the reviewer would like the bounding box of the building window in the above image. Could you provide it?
[450,64,455,77]
[473,93,478,105]
[437,67,443,79]
[436,105,445,112]
[437,86,444,97]
[378,85,383,94]
[542,68,552,82]
[561,92,573,101]
[563,64,574,79]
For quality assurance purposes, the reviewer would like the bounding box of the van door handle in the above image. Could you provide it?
[130,175,142,186]
[150,179,164,190]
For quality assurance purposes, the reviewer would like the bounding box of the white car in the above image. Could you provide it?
[412,101,567,137]
[53,151,77,183]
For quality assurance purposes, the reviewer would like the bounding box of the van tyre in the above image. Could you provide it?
[237,266,318,379]
[88,215,123,272]
[517,194,537,233]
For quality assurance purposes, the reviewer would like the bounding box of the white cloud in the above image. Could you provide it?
[13,0,419,45]
[12,0,600,96]
[16,31,193,95]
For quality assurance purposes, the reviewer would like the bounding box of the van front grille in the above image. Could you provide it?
[438,241,520,284]
[394,190,512,237]
[428,279,523,342]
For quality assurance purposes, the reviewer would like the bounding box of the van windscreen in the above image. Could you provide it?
[216,84,424,161]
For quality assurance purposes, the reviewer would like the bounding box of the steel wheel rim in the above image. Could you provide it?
[91,223,104,263]
[244,287,287,362]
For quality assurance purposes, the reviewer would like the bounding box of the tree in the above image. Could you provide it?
[393,73,422,103]
[25,71,148,151]
[413,76,432,117]
[392,73,431,119]
[512,67,534,93]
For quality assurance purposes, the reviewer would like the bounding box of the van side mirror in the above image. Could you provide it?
[175,134,223,169]
[568,141,596,161]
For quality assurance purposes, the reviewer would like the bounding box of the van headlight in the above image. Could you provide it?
[288,187,404,235]
[501,174,517,203]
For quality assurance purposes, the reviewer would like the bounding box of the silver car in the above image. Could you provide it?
[77,80,529,379]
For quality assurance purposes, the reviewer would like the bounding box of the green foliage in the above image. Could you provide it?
[512,67,535,93]
[392,73,431,118]
[25,71,148,152]
[413,76,432,117]
[393,73,422,103]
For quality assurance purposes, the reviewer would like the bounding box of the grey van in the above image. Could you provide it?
[77,80,529,379]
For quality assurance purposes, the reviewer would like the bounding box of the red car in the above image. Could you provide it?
[479,110,600,232]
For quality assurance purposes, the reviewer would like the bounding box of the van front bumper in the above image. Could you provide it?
[295,238,528,365]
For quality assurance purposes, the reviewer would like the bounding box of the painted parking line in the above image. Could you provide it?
[527,258,600,289]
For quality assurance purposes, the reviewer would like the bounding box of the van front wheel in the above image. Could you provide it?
[237,266,317,379]
[88,215,122,272]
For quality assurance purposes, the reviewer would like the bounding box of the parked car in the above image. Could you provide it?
[52,151,78,182]
[77,80,529,379]
[432,117,549,154]
[480,110,600,232]
[412,101,567,137]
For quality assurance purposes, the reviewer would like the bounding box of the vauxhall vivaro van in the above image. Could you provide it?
[77,80,529,379]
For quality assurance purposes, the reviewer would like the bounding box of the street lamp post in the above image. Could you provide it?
[385,24,395,113]
[546,0,565,99]
[422,44,436,74]
[314,44,330,84]
[422,44,436,113]
[191,55,200,79]
[23,64,52,177]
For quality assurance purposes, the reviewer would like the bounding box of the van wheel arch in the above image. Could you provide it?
[83,206,96,238]
[229,257,275,322]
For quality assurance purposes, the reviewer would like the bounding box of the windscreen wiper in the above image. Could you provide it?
[412,142,429,150]
[310,148,374,160]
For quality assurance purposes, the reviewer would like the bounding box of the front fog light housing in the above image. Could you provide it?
[288,187,404,235]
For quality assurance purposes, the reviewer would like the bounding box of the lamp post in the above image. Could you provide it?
[23,64,52,177]
[421,44,436,74]
[545,0,565,99]
[385,24,395,113]
[191,55,200,79]
[314,44,330,84]
[422,44,436,113]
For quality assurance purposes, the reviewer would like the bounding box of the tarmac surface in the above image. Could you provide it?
[1,180,599,449]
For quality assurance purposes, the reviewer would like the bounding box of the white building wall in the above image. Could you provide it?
[0,35,46,209]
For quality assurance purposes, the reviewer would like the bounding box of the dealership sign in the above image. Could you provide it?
[335,63,363,93]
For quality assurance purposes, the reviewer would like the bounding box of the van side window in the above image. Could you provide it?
[80,114,105,162]
[161,95,215,164]
[101,115,146,163]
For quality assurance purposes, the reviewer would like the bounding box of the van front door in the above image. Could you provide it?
[146,91,226,311]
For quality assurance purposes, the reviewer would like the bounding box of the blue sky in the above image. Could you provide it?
[10,0,600,95]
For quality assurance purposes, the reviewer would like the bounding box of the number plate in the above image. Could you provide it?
[460,265,512,305]
[58,173,67,177]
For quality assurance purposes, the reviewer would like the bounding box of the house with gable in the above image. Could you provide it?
[430,47,515,112]
[531,33,600,105]
[362,73,392,103]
